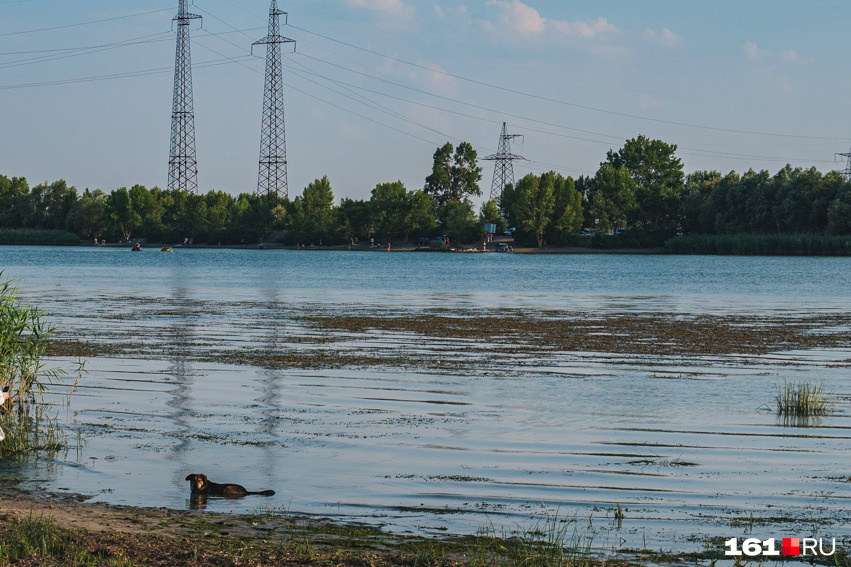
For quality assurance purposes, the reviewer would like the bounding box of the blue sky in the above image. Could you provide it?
[1,0,849,204]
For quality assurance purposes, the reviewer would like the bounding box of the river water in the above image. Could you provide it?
[1,246,850,554]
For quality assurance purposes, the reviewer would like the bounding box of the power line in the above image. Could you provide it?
[291,53,836,166]
[0,56,251,90]
[289,23,850,142]
[0,7,174,38]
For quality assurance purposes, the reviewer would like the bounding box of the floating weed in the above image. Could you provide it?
[627,452,698,468]
[776,380,833,417]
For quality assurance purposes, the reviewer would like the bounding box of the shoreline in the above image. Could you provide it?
[0,240,671,255]
[0,486,779,566]
[0,485,663,565]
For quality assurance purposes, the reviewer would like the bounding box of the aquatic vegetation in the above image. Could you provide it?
[0,228,80,246]
[775,380,833,416]
[0,276,78,454]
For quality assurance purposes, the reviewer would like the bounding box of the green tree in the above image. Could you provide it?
[587,164,637,232]
[512,173,555,248]
[338,198,372,244]
[479,198,506,234]
[0,176,30,228]
[66,189,107,239]
[827,185,851,235]
[547,172,583,243]
[423,142,483,208]
[289,176,336,243]
[404,190,436,241]
[230,193,274,243]
[681,170,721,234]
[441,200,479,243]
[369,181,408,243]
[41,180,78,230]
[498,182,518,231]
[605,135,684,231]
[105,188,141,241]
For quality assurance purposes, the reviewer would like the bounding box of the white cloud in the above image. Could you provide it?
[484,1,616,40]
[551,16,616,38]
[639,94,663,110]
[743,41,770,63]
[406,61,458,94]
[644,27,682,48]
[434,4,468,20]
[345,0,414,19]
[743,41,807,66]
[779,49,803,64]
[486,0,546,35]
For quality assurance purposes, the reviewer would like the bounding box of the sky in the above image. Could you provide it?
[1,0,850,205]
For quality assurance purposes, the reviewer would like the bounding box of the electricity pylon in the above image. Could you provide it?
[837,146,851,178]
[484,122,525,201]
[167,0,202,194]
[253,0,295,204]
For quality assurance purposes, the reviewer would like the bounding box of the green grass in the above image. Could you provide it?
[776,380,833,416]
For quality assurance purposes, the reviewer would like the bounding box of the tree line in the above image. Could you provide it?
[2,134,851,250]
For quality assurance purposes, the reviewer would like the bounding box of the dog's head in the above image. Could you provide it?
[185,473,208,492]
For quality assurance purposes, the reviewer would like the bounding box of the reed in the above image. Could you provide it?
[776,380,832,416]
[0,275,74,455]
[665,233,851,256]
[0,228,80,246]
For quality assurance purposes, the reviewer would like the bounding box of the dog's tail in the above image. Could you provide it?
[248,490,276,496]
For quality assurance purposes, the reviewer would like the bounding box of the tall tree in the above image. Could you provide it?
[547,172,583,243]
[605,135,684,231]
[423,141,483,208]
[369,181,409,243]
[289,176,336,243]
[512,173,555,248]
[105,188,141,241]
[479,198,506,234]
[587,164,637,232]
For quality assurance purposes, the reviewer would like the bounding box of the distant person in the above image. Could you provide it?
[93,238,98,246]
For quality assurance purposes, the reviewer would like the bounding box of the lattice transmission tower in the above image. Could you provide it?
[167,0,202,194]
[253,0,295,203]
[484,122,525,201]
[837,146,851,178]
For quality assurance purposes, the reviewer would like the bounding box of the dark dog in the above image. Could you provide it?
[185,473,275,498]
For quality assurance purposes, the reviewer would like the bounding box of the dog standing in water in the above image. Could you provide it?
[185,473,275,498]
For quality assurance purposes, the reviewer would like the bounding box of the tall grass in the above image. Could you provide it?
[0,228,80,246]
[776,380,833,416]
[468,511,596,567]
[0,512,69,561]
[0,275,75,455]
[665,233,851,256]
